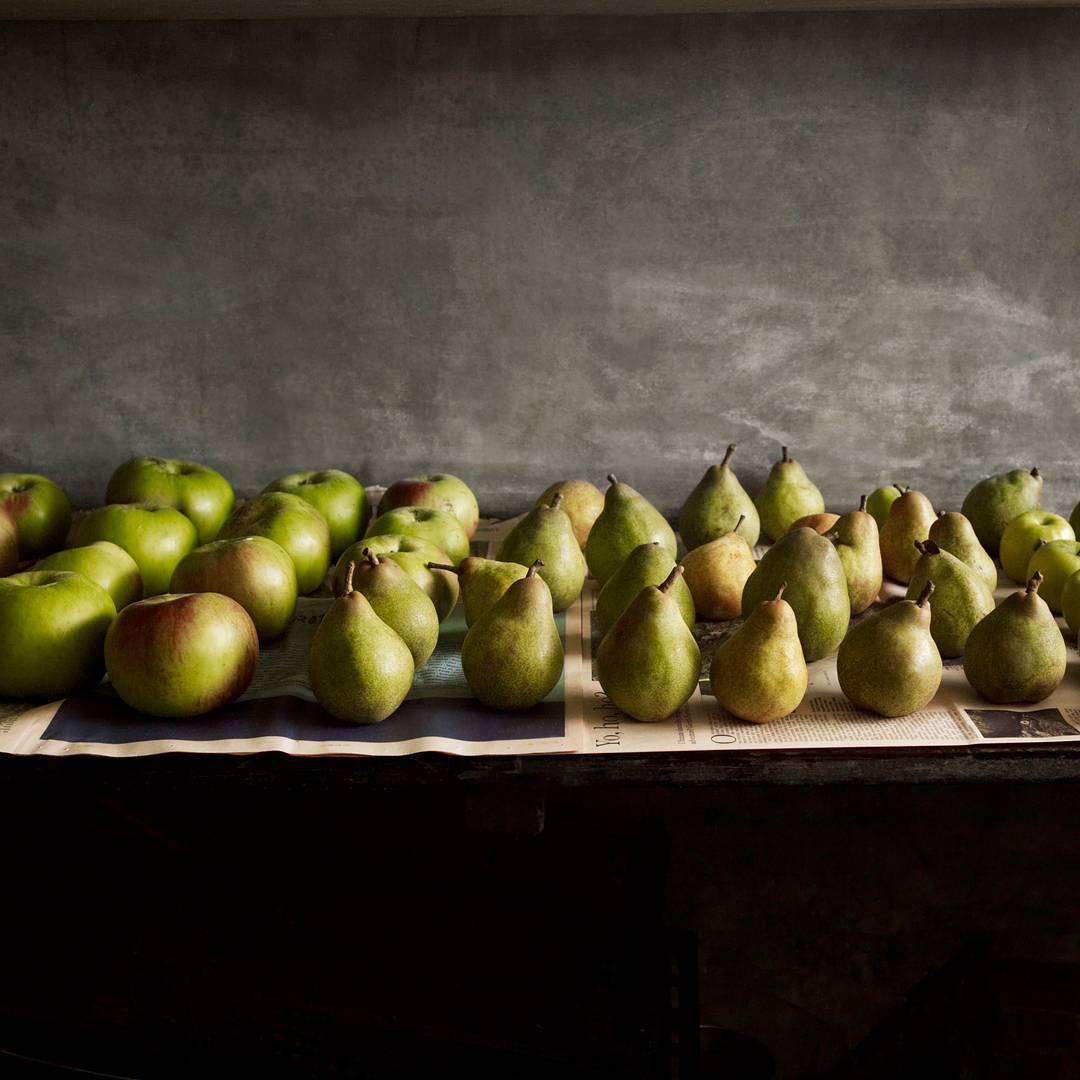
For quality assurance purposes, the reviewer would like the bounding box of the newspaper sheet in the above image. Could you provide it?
[2,521,1080,758]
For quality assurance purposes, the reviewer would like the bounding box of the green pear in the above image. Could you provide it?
[596,566,700,722]
[497,494,586,612]
[710,584,807,723]
[430,556,529,628]
[828,496,882,615]
[753,447,825,543]
[461,561,563,710]
[865,485,904,531]
[879,487,936,585]
[837,581,942,717]
[928,511,998,595]
[595,542,695,637]
[585,475,677,586]
[906,540,994,658]
[741,527,849,662]
[535,480,604,549]
[1025,539,1080,614]
[678,444,760,551]
[308,561,414,724]
[344,549,440,667]
[961,467,1042,557]
[680,514,757,621]
[963,573,1066,704]
[1000,511,1074,585]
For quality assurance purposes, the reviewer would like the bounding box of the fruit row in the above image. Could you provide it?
[0,453,1075,728]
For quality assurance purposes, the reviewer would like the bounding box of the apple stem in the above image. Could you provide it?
[781,446,789,463]
[1027,572,1043,596]
[721,444,736,468]
[916,580,935,607]
[527,559,544,578]
[344,561,356,596]
[658,565,684,594]
[426,562,459,575]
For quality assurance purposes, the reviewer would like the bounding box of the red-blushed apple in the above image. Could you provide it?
[218,492,331,595]
[170,535,298,641]
[365,506,470,566]
[378,474,479,538]
[334,534,459,620]
[0,571,116,699]
[37,541,143,609]
[105,593,259,717]
[106,457,235,545]
[262,470,369,559]
[0,474,72,558]
[0,505,17,576]
[72,504,198,597]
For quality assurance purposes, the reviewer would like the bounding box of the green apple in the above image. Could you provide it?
[1026,539,1080,614]
[999,511,1074,584]
[0,571,115,699]
[365,506,470,566]
[72,504,198,597]
[218,492,331,595]
[0,506,17,576]
[106,457,235,545]
[36,541,143,609]
[1060,570,1080,634]
[170,536,298,641]
[1071,501,1080,537]
[105,593,259,717]
[262,470,369,559]
[865,485,904,531]
[0,474,72,558]
[378,474,480,538]
[333,534,459,621]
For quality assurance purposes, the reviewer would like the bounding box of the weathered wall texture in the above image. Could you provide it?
[2,12,1079,515]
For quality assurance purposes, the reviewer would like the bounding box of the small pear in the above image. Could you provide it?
[929,511,998,594]
[963,573,1066,704]
[906,540,995,658]
[828,496,883,615]
[961,467,1043,557]
[595,542,695,637]
[788,512,840,535]
[678,444,760,551]
[754,447,825,543]
[681,514,757,621]
[429,556,527,628]
[585,475,677,586]
[461,561,564,710]
[497,494,586,612]
[345,549,440,667]
[710,583,807,723]
[837,581,942,717]
[865,485,904,530]
[741,527,849,662]
[596,566,700,722]
[535,480,604,549]
[880,487,936,584]
[309,561,415,724]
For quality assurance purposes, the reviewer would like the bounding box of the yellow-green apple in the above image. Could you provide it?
[0,506,16,575]
[1026,539,1080,613]
[535,480,604,549]
[73,504,198,597]
[106,457,234,545]
[865,485,904,531]
[378,474,479,538]
[218,492,331,595]
[365,506,470,566]
[333,534,459,621]
[999,511,1074,583]
[170,536,298,641]
[0,474,72,558]
[0,571,115,698]
[105,593,258,716]
[262,470,368,558]
[37,541,143,609]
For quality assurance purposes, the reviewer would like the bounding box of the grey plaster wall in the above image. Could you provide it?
[2,11,1079,517]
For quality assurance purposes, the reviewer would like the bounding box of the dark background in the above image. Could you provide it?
[3,11,1080,516]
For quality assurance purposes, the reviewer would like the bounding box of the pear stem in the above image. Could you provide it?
[858,494,868,512]
[733,513,746,534]
[721,444,736,468]
[781,446,789,463]
[527,559,544,578]
[915,539,940,556]
[893,483,908,495]
[427,562,459,574]
[915,580,934,607]
[658,565,684,593]
[549,492,564,511]
[938,510,947,519]
[1032,467,1040,479]
[344,561,356,596]
[1027,572,1043,596]
[775,582,787,602]
[606,474,618,487]
[362,547,379,568]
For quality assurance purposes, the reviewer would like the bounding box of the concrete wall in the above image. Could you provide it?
[2,11,1079,516]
